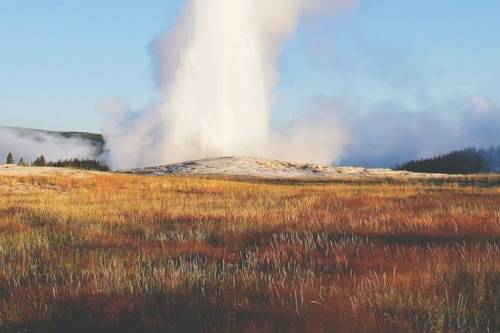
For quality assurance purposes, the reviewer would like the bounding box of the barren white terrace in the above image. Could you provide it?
[121,156,446,179]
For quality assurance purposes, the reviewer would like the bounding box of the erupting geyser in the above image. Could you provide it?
[105,0,358,169]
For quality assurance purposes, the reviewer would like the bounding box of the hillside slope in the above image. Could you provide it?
[397,147,500,174]
[1,126,105,153]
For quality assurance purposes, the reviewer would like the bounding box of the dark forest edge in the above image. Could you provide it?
[47,158,110,171]
[4,153,109,172]
[396,147,500,174]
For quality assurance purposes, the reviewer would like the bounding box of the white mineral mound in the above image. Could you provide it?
[122,156,445,179]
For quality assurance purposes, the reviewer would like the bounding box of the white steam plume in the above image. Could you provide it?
[105,0,358,169]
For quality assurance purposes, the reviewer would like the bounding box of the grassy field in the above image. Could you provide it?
[0,170,499,332]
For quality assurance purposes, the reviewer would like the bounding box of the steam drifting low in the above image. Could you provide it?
[0,128,100,164]
[105,0,358,169]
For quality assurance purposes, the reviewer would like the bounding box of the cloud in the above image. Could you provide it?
[101,1,499,170]
[105,0,359,169]
[304,95,500,167]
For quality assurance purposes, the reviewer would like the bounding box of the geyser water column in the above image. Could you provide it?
[158,0,271,162]
[105,0,358,169]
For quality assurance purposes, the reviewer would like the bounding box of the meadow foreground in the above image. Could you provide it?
[0,167,499,332]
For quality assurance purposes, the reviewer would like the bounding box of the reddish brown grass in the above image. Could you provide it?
[0,172,499,332]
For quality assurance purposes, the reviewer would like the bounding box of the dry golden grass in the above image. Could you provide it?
[0,170,499,332]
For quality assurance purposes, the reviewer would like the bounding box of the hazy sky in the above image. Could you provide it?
[1,0,499,136]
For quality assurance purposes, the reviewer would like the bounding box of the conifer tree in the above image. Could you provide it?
[17,158,28,166]
[32,155,46,167]
[6,152,14,164]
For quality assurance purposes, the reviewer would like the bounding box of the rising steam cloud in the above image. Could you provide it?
[105,0,358,169]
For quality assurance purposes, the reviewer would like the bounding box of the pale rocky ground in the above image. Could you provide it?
[121,156,448,179]
[0,157,449,179]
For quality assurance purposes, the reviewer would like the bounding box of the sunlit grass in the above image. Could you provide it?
[0,172,499,332]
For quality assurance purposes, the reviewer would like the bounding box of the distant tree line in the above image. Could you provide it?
[32,155,47,167]
[396,147,500,174]
[48,158,109,171]
[4,152,109,171]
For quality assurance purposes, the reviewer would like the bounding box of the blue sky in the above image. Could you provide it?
[1,0,499,134]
